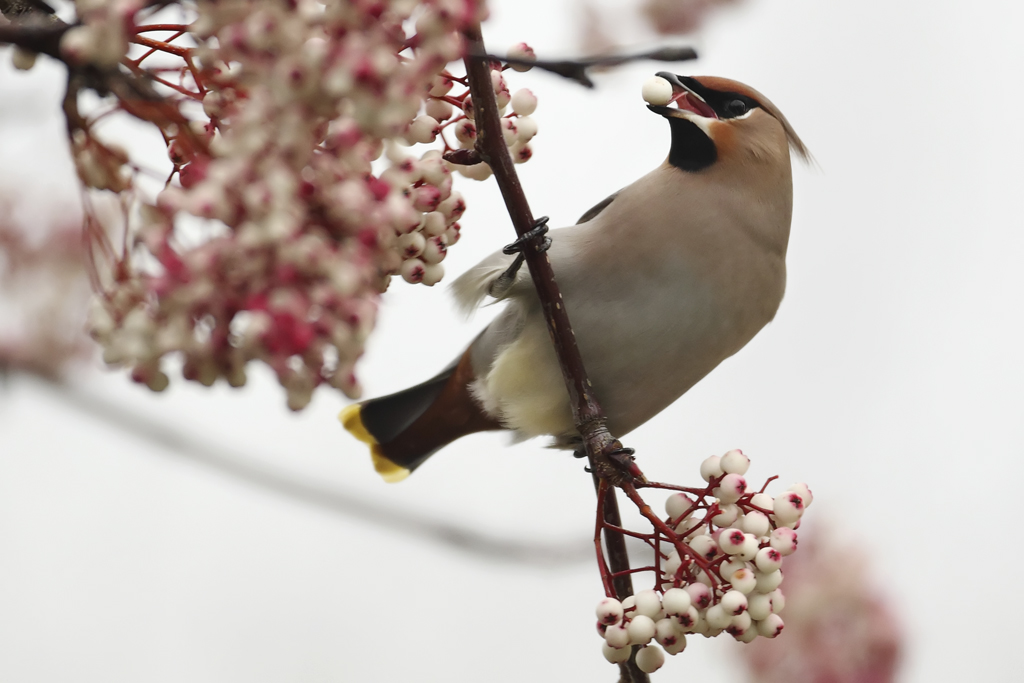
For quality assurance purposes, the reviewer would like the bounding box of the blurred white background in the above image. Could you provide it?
[2,0,1023,681]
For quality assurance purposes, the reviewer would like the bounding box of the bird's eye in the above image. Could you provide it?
[724,99,748,117]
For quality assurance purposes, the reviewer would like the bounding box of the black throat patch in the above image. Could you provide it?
[667,117,716,172]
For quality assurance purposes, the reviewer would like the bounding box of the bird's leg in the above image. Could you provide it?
[488,216,551,299]
[487,253,525,299]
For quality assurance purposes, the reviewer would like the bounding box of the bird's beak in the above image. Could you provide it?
[647,72,718,121]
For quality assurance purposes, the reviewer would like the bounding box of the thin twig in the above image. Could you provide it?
[8,372,592,567]
[471,46,699,88]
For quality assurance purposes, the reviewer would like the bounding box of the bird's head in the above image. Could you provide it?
[646,73,810,172]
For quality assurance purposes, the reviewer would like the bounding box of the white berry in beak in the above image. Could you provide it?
[642,75,673,106]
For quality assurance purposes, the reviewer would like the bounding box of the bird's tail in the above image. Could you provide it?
[339,349,502,482]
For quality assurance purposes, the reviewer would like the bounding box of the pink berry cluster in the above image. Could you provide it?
[642,0,737,35]
[0,219,92,379]
[738,531,902,683]
[595,450,812,673]
[75,1,539,409]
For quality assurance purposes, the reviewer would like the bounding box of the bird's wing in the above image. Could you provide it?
[575,191,620,224]
[451,190,622,316]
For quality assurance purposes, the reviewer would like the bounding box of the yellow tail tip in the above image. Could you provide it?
[371,451,411,483]
[339,403,375,445]
[339,404,411,484]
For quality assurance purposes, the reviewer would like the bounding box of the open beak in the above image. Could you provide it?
[647,72,718,120]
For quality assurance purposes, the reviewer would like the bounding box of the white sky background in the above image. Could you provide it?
[2,0,1023,681]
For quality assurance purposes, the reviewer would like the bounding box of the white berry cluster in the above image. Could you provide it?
[76,1,536,409]
[428,43,540,181]
[595,450,812,672]
[393,44,539,277]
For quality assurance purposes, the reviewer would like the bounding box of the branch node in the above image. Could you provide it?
[442,148,483,166]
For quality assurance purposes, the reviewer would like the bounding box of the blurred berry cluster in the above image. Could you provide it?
[40,0,539,409]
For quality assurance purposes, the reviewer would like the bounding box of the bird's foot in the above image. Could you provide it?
[605,446,647,484]
[489,216,552,298]
[574,440,647,485]
[502,215,552,256]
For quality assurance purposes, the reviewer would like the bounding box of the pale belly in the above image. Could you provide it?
[477,256,784,443]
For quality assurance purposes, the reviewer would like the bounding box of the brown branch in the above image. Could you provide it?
[462,28,640,484]
[462,23,648,683]
[0,18,67,58]
[472,45,699,88]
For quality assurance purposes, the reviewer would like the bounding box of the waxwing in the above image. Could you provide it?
[341,73,810,482]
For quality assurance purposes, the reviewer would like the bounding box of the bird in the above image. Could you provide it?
[341,72,809,483]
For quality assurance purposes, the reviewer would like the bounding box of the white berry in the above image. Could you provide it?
[755,547,784,573]
[712,504,739,527]
[749,492,774,512]
[664,633,687,655]
[770,527,798,556]
[665,492,694,521]
[720,449,750,475]
[655,618,681,647]
[754,569,784,594]
[728,567,757,594]
[770,589,786,614]
[674,606,699,631]
[734,623,759,642]
[662,588,692,617]
[773,492,805,523]
[627,615,657,645]
[641,76,673,106]
[12,47,37,71]
[747,592,773,620]
[737,533,760,561]
[699,455,723,482]
[420,263,444,286]
[634,589,662,619]
[636,645,666,673]
[715,473,747,504]
[718,528,747,555]
[604,623,630,649]
[596,598,624,625]
[705,604,731,630]
[728,611,752,636]
[789,482,814,507]
[684,583,712,610]
[510,88,538,116]
[602,642,632,663]
[720,590,748,615]
[662,550,682,577]
[691,534,720,561]
[741,510,770,537]
[757,613,785,638]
